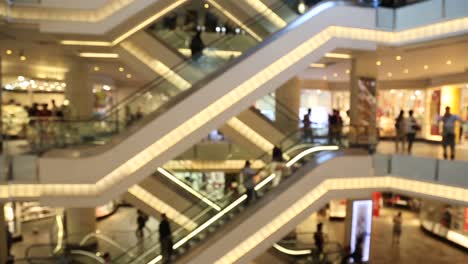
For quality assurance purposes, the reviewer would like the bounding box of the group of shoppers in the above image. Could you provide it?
[395,106,464,159]
[302,108,345,145]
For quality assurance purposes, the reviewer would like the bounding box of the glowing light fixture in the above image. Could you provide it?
[404,69,409,74]
[346,69,350,74]
[424,65,429,70]
[387,72,392,77]
[446,60,452,65]
[79,52,119,58]
[309,63,326,68]
[204,3,209,9]
[119,67,125,72]
[395,55,402,61]
[297,0,307,14]
[376,61,382,66]
[5,49,12,55]
[126,73,132,79]
[325,53,351,59]
[93,66,100,71]
[333,73,338,77]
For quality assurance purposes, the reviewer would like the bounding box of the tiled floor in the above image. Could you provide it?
[10,207,159,260]
[377,140,468,161]
[292,208,468,264]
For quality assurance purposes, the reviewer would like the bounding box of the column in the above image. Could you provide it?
[349,57,379,150]
[65,60,94,119]
[65,208,96,247]
[0,203,8,263]
[275,77,301,134]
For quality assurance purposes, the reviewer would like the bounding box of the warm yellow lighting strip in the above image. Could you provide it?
[242,0,287,28]
[60,40,113,46]
[178,48,242,59]
[127,185,197,230]
[206,0,263,41]
[164,160,265,171]
[1,7,468,200]
[111,0,189,45]
[227,117,275,154]
[216,176,468,263]
[60,0,260,46]
[286,146,339,167]
[78,52,119,58]
[53,213,64,254]
[324,52,352,59]
[120,41,191,90]
[273,244,311,255]
[0,0,134,22]
[310,63,326,68]
[157,167,221,211]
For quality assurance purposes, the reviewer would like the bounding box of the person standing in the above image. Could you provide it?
[159,214,173,264]
[302,108,313,142]
[392,211,402,246]
[406,110,420,154]
[438,106,464,160]
[190,31,205,61]
[271,146,284,187]
[394,110,406,153]
[136,210,148,239]
[242,161,257,204]
[313,223,325,258]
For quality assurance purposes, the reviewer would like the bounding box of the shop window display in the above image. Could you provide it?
[378,89,426,138]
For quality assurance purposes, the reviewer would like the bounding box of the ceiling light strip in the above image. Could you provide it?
[242,0,287,28]
[1,0,134,22]
[227,117,275,153]
[157,167,221,211]
[78,52,119,58]
[206,0,263,41]
[164,160,265,171]
[128,185,197,230]
[120,41,191,90]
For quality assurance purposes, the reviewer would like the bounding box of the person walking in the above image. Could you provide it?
[159,214,173,263]
[438,106,464,160]
[303,108,313,142]
[406,110,420,154]
[242,161,257,204]
[313,223,325,259]
[190,31,205,61]
[136,210,148,239]
[394,110,406,153]
[392,211,403,246]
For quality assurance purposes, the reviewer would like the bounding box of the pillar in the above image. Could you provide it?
[275,77,301,134]
[65,208,96,247]
[65,60,94,119]
[349,56,378,149]
[0,203,8,263]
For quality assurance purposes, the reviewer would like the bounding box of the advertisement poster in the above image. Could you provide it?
[372,192,382,217]
[355,77,377,145]
[464,208,468,231]
[350,200,373,262]
[430,90,441,135]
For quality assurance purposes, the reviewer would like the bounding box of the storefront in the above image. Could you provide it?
[420,199,468,249]
[378,84,468,142]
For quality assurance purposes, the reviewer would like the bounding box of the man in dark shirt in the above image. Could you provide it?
[159,214,173,263]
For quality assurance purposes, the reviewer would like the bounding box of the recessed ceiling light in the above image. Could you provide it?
[119,67,125,72]
[390,89,396,94]
[333,73,338,77]
[404,69,409,74]
[20,55,27,61]
[324,53,351,59]
[204,3,209,8]
[345,69,350,74]
[94,66,100,71]
[446,60,452,65]
[376,61,382,66]
[322,76,327,80]
[387,72,393,77]
[5,49,12,55]
[309,63,326,68]
[423,65,429,70]
[395,55,402,61]
[126,73,132,79]
[17,76,25,81]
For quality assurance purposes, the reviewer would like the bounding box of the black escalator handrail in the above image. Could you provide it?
[101,0,295,120]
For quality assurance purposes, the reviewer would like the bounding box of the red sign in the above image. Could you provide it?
[372,192,381,217]
[464,208,468,231]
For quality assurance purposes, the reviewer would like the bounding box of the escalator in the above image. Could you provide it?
[107,136,468,263]
[2,0,466,206]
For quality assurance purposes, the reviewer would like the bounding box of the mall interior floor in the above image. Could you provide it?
[377,140,468,161]
[291,208,467,264]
